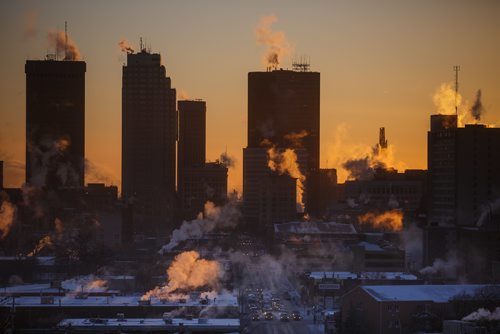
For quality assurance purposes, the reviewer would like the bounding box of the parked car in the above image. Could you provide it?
[291,310,302,321]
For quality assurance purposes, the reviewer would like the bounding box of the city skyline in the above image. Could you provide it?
[1,0,500,193]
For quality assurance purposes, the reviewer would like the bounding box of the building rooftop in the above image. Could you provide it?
[308,272,417,281]
[0,292,238,308]
[274,221,357,235]
[361,284,494,302]
[58,317,240,332]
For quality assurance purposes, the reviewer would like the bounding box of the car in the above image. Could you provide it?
[291,311,302,321]
[251,313,260,321]
[264,312,274,320]
[280,313,289,322]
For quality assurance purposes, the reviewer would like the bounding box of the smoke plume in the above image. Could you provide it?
[159,199,240,253]
[357,210,403,231]
[342,143,389,181]
[432,83,492,126]
[402,223,423,270]
[85,159,119,187]
[219,152,236,169]
[267,146,305,211]
[27,137,79,188]
[477,197,500,227]
[23,10,38,39]
[470,89,485,121]
[419,251,460,277]
[142,250,223,300]
[0,200,16,240]
[27,218,64,256]
[463,307,500,322]
[118,39,135,53]
[47,30,81,60]
[255,15,292,69]
[284,130,308,148]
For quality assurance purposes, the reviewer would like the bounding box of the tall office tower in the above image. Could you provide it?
[25,59,86,189]
[178,100,227,220]
[178,100,206,191]
[122,49,177,233]
[425,114,500,280]
[428,114,500,226]
[244,66,320,227]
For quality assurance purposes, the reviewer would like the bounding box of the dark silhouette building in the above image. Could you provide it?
[177,99,206,203]
[177,100,227,220]
[425,115,500,281]
[244,68,320,227]
[428,115,500,226]
[122,49,176,232]
[25,59,86,189]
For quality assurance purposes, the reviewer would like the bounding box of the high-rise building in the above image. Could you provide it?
[122,49,177,232]
[244,68,320,226]
[25,59,86,189]
[178,100,206,193]
[428,115,500,226]
[177,100,227,220]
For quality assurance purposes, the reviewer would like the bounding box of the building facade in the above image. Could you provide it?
[122,50,177,232]
[244,69,320,225]
[25,59,86,189]
[428,115,500,226]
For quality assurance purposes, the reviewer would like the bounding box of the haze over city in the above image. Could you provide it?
[1,0,499,192]
[1,1,500,334]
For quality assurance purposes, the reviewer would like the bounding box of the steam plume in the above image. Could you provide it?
[142,250,223,300]
[118,39,135,53]
[267,146,305,211]
[159,199,240,253]
[23,10,38,39]
[47,30,81,60]
[0,200,16,240]
[219,152,236,169]
[85,159,119,186]
[357,210,403,231]
[470,89,485,121]
[463,307,500,321]
[255,15,292,69]
[419,251,459,277]
[284,130,308,148]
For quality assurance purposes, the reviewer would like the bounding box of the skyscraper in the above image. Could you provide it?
[122,49,177,233]
[177,100,227,220]
[25,59,86,189]
[244,67,320,226]
[428,114,500,226]
[178,99,206,188]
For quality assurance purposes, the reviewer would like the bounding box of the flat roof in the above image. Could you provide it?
[274,221,357,234]
[0,293,238,308]
[308,272,417,281]
[361,284,494,302]
[58,318,240,332]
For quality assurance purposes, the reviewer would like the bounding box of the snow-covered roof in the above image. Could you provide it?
[308,272,417,281]
[361,284,494,302]
[58,318,240,331]
[274,221,357,234]
[0,293,238,308]
[357,241,384,252]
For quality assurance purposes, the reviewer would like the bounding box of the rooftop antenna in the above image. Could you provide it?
[64,21,68,60]
[453,65,460,116]
[140,37,143,52]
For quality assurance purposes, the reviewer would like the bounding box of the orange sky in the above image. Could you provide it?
[1,0,499,193]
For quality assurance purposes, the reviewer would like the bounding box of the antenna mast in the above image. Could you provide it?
[453,65,460,116]
[64,21,68,60]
